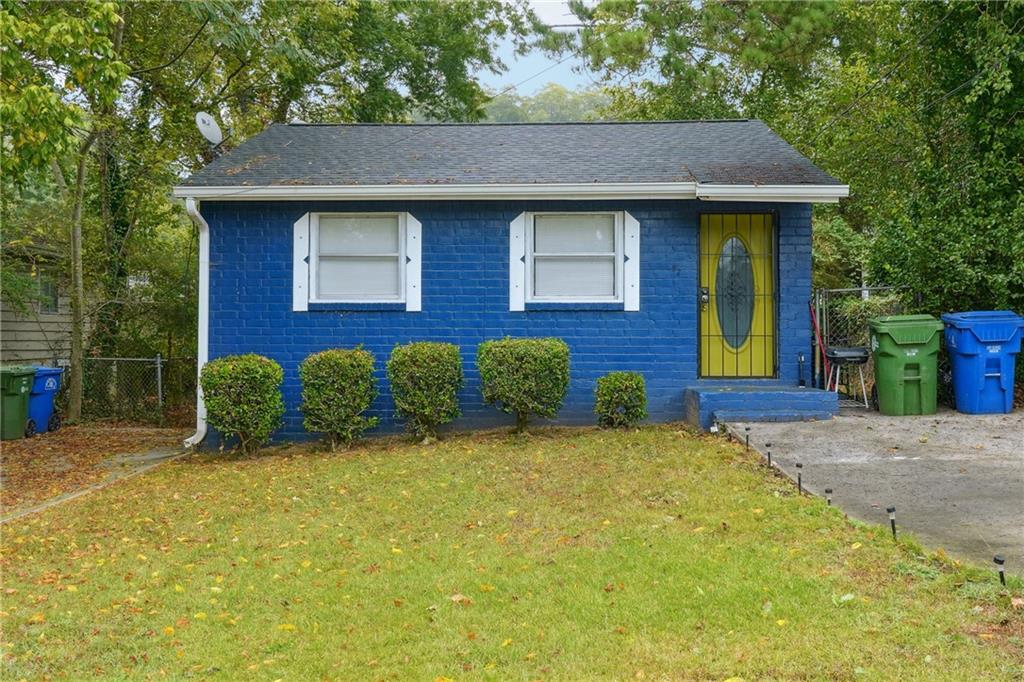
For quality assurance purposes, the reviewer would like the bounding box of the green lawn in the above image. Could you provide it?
[2,425,1021,680]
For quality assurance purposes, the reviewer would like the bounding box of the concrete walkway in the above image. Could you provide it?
[730,409,1024,573]
[1,446,187,523]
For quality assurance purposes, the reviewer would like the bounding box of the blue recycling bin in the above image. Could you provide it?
[26,366,64,435]
[941,311,1024,414]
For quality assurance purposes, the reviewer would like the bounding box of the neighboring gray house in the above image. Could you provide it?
[0,256,71,367]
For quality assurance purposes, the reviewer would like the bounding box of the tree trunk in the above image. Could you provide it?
[67,132,98,423]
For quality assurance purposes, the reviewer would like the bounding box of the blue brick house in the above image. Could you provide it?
[173,121,848,446]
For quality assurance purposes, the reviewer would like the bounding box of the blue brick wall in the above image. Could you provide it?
[202,199,813,440]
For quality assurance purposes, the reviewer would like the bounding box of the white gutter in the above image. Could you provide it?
[695,183,849,203]
[183,197,209,449]
[171,181,849,203]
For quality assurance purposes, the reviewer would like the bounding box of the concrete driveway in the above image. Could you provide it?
[730,409,1024,573]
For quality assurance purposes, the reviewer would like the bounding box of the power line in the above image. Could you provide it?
[812,59,1006,177]
[803,7,956,146]
[201,26,597,200]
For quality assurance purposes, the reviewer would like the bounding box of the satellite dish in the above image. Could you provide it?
[195,112,223,146]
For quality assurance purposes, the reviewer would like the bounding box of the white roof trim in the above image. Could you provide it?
[172,181,848,203]
[695,183,850,203]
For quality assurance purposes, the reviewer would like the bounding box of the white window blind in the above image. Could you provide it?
[529,213,621,301]
[315,215,403,301]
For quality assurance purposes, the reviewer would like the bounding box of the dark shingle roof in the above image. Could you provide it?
[180,120,840,187]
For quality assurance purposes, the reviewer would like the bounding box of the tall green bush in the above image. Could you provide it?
[477,337,569,432]
[200,354,284,455]
[387,342,463,441]
[594,371,648,428]
[300,348,379,449]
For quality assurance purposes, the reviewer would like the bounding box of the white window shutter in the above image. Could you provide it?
[405,213,422,311]
[509,212,527,311]
[623,211,640,311]
[292,213,310,311]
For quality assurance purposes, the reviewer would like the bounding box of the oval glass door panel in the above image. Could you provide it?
[715,237,755,349]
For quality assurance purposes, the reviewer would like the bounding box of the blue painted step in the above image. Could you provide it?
[683,385,838,430]
[711,408,834,424]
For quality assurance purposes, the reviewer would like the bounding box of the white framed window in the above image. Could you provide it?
[312,213,404,302]
[293,212,421,311]
[527,212,623,302]
[509,211,639,310]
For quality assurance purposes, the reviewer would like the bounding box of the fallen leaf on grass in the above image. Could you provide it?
[0,425,187,511]
[450,593,472,606]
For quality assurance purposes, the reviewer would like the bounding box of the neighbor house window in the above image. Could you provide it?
[311,214,404,302]
[38,270,58,314]
[527,212,623,302]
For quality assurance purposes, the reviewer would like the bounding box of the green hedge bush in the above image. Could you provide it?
[477,337,569,432]
[200,354,284,455]
[387,342,463,440]
[299,348,379,449]
[594,371,648,428]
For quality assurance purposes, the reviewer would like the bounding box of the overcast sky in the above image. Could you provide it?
[477,0,597,95]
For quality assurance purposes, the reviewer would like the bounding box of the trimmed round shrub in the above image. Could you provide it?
[200,354,284,455]
[594,371,648,428]
[299,348,379,449]
[387,342,463,441]
[477,337,569,432]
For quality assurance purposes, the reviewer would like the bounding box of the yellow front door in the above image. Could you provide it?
[700,214,776,377]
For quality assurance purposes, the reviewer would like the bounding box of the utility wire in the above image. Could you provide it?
[803,7,956,146]
[199,23,596,200]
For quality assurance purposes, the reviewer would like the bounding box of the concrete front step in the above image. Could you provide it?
[683,385,838,430]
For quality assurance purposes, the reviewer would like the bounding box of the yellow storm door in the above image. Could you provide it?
[700,214,776,377]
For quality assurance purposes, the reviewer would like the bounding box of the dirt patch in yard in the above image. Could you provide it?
[0,425,187,512]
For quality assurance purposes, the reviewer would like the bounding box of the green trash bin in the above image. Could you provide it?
[1,366,36,440]
[869,315,944,416]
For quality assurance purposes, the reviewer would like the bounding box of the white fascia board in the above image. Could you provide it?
[171,182,700,201]
[695,183,850,203]
[174,181,849,203]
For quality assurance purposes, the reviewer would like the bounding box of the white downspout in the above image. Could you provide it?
[184,197,209,448]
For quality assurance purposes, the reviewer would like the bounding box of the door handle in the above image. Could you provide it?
[699,286,710,309]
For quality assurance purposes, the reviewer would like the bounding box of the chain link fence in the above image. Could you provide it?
[812,287,906,405]
[81,356,196,426]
